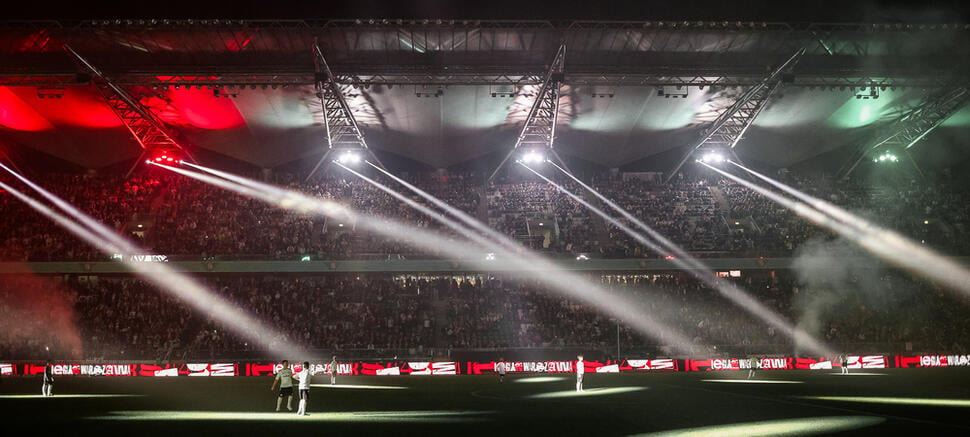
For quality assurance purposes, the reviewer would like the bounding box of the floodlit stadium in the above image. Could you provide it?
[2,2,970,435]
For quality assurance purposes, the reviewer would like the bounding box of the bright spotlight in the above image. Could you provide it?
[485,253,496,261]
[874,152,898,163]
[700,152,725,164]
[521,151,545,164]
[338,151,362,165]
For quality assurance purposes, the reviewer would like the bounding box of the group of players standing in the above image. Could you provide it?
[270,356,338,416]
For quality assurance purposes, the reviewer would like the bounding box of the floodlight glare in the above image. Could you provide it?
[875,152,898,163]
[338,151,362,165]
[700,152,725,164]
[521,151,545,164]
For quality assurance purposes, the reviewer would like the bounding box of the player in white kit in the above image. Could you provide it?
[747,356,758,379]
[576,355,584,392]
[839,353,849,375]
[329,356,337,385]
[292,361,314,416]
[495,357,506,383]
[270,360,294,411]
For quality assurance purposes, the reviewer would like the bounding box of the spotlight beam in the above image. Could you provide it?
[0,177,304,358]
[520,162,832,355]
[365,161,520,254]
[165,161,703,354]
[360,160,714,353]
[724,160,970,296]
[330,161,701,354]
[1,162,125,253]
[545,160,833,354]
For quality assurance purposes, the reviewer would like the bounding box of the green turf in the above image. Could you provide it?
[1,369,969,436]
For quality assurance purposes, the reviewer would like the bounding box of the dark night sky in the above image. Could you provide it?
[4,0,970,23]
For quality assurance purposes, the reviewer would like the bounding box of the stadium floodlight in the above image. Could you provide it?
[874,152,898,163]
[485,253,496,261]
[337,151,362,165]
[699,152,726,164]
[521,151,546,164]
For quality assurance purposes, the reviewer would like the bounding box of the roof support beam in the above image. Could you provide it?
[306,42,385,181]
[64,45,193,177]
[838,86,970,179]
[489,43,569,182]
[0,72,958,89]
[64,45,184,154]
[665,49,805,183]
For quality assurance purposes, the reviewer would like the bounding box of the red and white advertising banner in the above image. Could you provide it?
[25,363,138,376]
[138,363,238,377]
[687,358,758,371]
[407,362,458,375]
[595,364,620,373]
[686,355,888,371]
[623,359,677,371]
[466,360,575,374]
[896,354,970,368]
[8,353,963,377]
[848,355,888,369]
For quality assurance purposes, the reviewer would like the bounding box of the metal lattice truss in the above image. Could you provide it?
[666,49,806,182]
[306,42,385,180]
[64,44,182,153]
[0,72,953,90]
[839,86,970,178]
[4,20,967,88]
[489,43,568,182]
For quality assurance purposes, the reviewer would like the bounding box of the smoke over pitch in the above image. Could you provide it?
[0,272,83,359]
[790,237,931,354]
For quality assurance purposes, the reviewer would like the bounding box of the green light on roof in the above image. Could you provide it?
[859,105,872,124]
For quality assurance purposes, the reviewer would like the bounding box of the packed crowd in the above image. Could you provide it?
[1,168,969,261]
[2,270,966,360]
[593,175,730,257]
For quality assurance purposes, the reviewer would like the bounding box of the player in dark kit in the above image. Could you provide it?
[42,360,53,397]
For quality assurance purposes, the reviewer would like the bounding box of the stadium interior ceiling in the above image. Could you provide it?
[1,16,969,176]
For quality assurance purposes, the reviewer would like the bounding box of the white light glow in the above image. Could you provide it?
[724,160,970,298]
[337,151,362,165]
[88,410,493,423]
[169,161,702,354]
[630,416,884,437]
[701,379,804,384]
[700,152,725,164]
[309,384,408,390]
[521,151,545,164]
[533,160,833,356]
[0,165,305,359]
[0,394,144,399]
[800,396,970,407]
[513,376,568,384]
[528,387,647,399]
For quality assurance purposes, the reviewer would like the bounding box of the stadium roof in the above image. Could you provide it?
[1,20,969,171]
